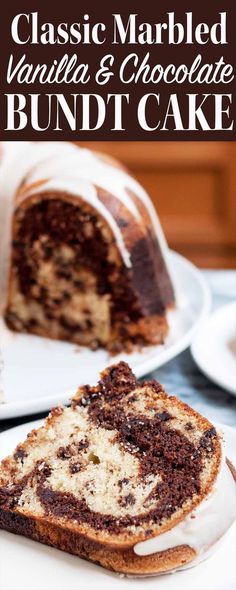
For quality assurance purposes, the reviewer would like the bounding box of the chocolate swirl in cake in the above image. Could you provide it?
[0,363,219,540]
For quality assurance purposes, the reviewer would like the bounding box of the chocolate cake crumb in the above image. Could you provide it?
[127,395,137,403]
[118,478,130,488]
[69,462,82,474]
[50,406,64,418]
[199,428,217,454]
[119,494,135,507]
[185,422,194,431]
[155,411,171,422]
[77,439,89,451]
[59,317,82,333]
[36,462,52,479]
[57,446,73,460]
[13,448,27,463]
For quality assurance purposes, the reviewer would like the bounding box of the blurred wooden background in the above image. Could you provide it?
[81,142,236,269]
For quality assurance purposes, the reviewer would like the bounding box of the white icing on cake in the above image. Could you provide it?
[0,142,171,272]
[134,459,236,567]
[21,176,133,268]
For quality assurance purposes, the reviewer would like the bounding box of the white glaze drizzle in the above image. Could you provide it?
[23,144,141,221]
[21,142,141,268]
[22,176,132,267]
[3,141,171,271]
[134,459,236,565]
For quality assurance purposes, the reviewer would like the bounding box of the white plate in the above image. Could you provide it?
[0,252,211,419]
[0,419,235,590]
[191,302,236,396]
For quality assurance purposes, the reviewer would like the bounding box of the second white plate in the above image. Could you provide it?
[191,301,236,396]
[0,251,211,419]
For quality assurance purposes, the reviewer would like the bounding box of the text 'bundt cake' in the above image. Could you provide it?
[0,362,235,575]
[3,142,175,352]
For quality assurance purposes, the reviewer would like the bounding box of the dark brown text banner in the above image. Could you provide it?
[0,1,235,140]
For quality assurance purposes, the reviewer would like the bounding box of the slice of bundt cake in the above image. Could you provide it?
[0,362,235,576]
[3,141,175,352]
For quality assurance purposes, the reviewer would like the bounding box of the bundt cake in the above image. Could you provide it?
[0,142,31,309]
[3,142,175,352]
[0,362,235,576]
